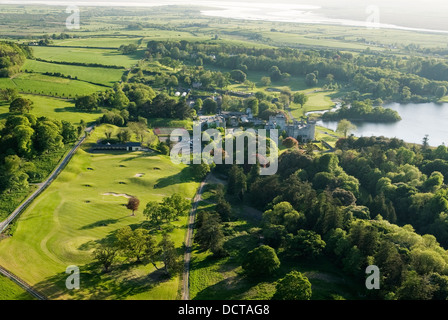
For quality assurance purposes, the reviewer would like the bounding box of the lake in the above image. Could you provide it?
[317,102,448,147]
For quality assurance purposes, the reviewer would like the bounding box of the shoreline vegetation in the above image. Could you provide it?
[321,100,402,123]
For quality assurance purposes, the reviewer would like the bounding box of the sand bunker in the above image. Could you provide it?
[134,173,145,177]
[102,192,133,199]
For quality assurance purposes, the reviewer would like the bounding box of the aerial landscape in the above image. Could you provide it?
[1,0,448,306]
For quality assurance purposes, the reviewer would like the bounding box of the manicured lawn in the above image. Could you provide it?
[290,89,337,119]
[0,125,199,300]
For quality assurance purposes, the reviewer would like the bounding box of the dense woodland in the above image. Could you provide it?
[199,135,448,300]
[3,31,448,299]
[0,41,32,78]
[143,40,448,103]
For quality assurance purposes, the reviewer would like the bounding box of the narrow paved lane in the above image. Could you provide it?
[0,265,46,300]
[0,127,94,234]
[0,127,94,299]
[182,177,208,300]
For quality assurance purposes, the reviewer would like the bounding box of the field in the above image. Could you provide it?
[0,95,101,124]
[0,125,200,300]
[52,37,144,49]
[7,73,105,98]
[31,46,143,69]
[23,60,124,87]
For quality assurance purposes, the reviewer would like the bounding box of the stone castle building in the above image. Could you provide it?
[266,113,316,142]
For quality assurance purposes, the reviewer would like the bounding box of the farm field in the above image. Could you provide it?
[10,73,105,97]
[0,125,200,300]
[31,46,143,68]
[23,60,124,87]
[0,94,101,124]
[52,37,144,48]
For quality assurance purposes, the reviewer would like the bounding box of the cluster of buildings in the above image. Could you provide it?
[199,108,316,142]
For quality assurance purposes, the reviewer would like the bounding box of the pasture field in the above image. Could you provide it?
[0,94,101,125]
[0,274,35,300]
[0,124,199,300]
[23,60,124,87]
[260,30,372,51]
[52,37,144,48]
[0,78,16,89]
[10,73,105,97]
[31,46,143,68]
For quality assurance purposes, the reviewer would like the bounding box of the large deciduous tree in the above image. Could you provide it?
[93,243,119,273]
[9,97,33,114]
[336,119,357,138]
[242,245,280,277]
[272,271,312,300]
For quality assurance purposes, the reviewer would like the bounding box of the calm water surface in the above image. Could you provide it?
[317,102,448,147]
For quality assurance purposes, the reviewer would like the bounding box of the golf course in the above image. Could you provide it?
[0,125,199,300]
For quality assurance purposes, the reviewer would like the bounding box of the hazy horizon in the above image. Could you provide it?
[1,0,448,33]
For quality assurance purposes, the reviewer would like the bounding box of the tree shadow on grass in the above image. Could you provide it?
[192,273,261,300]
[54,106,102,115]
[79,218,123,230]
[33,261,173,300]
[119,153,152,162]
[154,167,196,189]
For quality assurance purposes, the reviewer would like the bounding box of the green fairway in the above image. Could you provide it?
[0,94,101,125]
[32,46,143,68]
[290,89,337,119]
[23,60,124,87]
[0,274,35,300]
[0,125,199,300]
